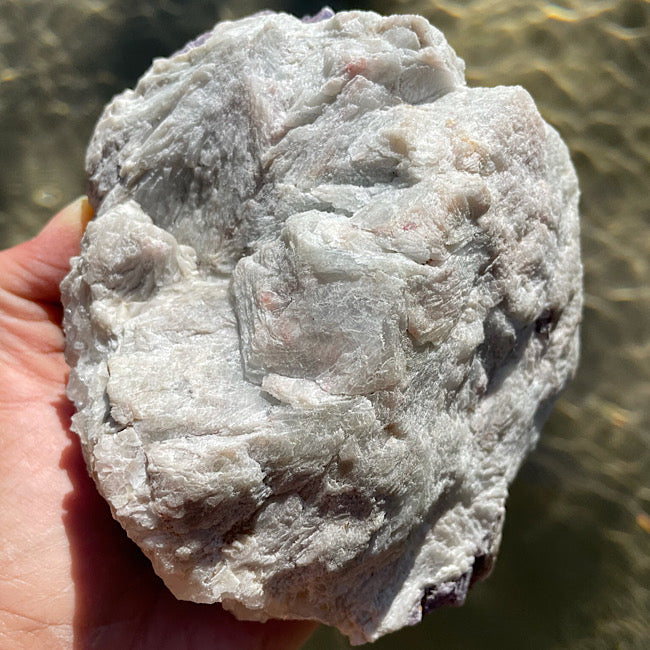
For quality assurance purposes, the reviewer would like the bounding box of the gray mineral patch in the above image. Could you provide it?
[61,10,581,644]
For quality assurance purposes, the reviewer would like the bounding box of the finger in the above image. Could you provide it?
[0,197,93,303]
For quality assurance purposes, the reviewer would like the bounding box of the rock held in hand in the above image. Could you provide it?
[62,9,582,644]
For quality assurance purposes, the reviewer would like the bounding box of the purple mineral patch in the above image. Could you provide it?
[420,571,472,615]
[302,6,335,23]
[177,30,213,55]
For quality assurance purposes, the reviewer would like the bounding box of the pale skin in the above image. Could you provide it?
[0,198,316,649]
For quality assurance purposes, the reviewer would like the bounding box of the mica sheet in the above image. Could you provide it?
[1,1,648,647]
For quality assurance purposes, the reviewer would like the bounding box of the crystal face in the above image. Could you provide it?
[61,10,581,644]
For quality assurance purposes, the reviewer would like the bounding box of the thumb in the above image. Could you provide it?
[0,197,93,303]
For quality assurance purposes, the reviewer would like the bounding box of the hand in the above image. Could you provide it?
[0,198,316,649]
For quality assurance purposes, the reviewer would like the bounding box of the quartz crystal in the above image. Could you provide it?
[61,9,582,644]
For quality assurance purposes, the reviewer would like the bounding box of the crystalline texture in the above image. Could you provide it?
[61,10,582,644]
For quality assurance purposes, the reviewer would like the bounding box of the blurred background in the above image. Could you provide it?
[1,0,648,647]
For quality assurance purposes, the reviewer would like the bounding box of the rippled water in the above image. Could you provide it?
[1,0,648,647]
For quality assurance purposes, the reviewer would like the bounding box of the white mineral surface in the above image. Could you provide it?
[61,9,582,644]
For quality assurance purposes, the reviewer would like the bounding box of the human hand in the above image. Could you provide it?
[0,198,316,649]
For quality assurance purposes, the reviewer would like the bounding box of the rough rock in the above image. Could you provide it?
[61,9,582,644]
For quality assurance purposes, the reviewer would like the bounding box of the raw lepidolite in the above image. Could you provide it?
[61,9,581,644]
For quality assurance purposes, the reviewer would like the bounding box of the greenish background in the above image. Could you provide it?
[1,1,648,647]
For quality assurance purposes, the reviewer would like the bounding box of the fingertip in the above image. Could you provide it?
[69,196,94,232]
[30,195,95,278]
[43,196,94,250]
[0,197,95,302]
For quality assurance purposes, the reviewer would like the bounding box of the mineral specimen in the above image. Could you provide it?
[61,9,582,644]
